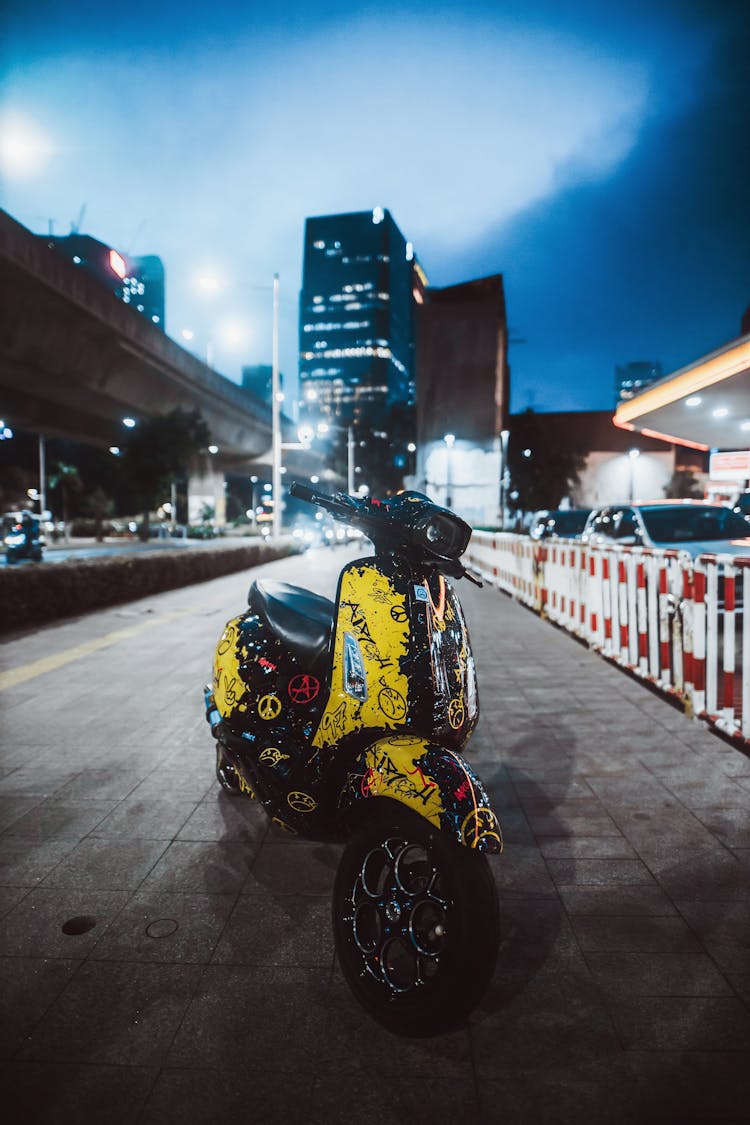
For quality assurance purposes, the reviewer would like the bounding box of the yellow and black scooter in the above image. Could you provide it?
[204,483,502,1036]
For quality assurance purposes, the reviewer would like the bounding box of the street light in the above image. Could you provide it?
[628,448,640,502]
[444,433,456,509]
[499,428,509,530]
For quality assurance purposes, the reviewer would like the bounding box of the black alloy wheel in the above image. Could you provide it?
[333,798,500,1037]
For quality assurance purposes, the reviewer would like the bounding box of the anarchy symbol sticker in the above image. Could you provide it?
[258,693,282,721]
[288,674,320,704]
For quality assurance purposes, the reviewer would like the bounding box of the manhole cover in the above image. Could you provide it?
[61,915,97,936]
[146,918,179,939]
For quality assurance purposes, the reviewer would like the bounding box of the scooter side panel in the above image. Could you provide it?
[340,733,503,854]
[311,557,478,752]
[311,561,411,749]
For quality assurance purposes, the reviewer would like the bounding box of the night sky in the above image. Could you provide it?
[2,0,748,414]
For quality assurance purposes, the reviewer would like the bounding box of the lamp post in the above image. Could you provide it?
[271,273,282,540]
[499,428,509,530]
[444,433,455,508]
[628,448,640,503]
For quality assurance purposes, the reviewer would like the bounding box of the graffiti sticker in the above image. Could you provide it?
[287,791,318,814]
[258,694,282,721]
[288,674,320,704]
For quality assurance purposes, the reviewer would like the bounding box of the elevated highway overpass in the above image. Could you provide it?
[0,208,322,488]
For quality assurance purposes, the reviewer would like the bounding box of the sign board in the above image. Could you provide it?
[708,450,750,481]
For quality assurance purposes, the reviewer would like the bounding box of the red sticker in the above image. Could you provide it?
[288,674,320,704]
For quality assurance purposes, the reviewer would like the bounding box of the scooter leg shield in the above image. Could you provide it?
[340,734,503,855]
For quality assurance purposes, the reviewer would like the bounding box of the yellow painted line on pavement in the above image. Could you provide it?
[0,607,194,692]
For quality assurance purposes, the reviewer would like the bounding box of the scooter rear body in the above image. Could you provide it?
[207,552,499,850]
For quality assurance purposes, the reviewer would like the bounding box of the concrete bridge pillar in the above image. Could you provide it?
[188,467,226,526]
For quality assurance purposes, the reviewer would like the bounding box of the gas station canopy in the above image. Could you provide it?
[614,334,750,453]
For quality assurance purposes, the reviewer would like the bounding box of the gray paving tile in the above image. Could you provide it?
[143,840,257,893]
[2,798,118,839]
[248,841,342,896]
[318,974,474,1078]
[0,955,81,1058]
[175,792,269,844]
[166,965,331,1072]
[40,837,169,890]
[546,858,656,887]
[585,951,734,997]
[570,914,703,953]
[628,1050,750,1122]
[690,806,750,847]
[0,887,130,956]
[476,1057,640,1125]
[90,890,236,963]
[18,960,203,1065]
[3,1061,158,1121]
[91,794,198,839]
[558,884,678,916]
[609,995,750,1051]
[0,836,79,886]
[212,894,333,966]
[675,899,750,973]
[0,795,44,832]
[538,836,637,859]
[141,1067,314,1125]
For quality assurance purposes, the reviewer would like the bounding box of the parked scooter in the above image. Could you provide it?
[204,483,502,1036]
[3,510,44,564]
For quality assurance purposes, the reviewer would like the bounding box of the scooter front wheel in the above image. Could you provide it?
[332,798,499,1037]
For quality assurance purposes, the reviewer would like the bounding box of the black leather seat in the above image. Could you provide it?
[249,579,335,670]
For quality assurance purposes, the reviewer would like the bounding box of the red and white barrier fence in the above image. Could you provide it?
[467,531,750,745]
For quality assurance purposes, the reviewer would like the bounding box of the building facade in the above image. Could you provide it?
[298,209,420,423]
[411,275,509,525]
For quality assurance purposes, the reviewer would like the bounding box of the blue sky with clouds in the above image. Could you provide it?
[1,0,748,412]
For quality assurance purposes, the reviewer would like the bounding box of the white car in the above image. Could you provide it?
[581,501,750,560]
[581,501,750,613]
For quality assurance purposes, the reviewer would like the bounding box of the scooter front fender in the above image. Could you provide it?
[339,734,503,855]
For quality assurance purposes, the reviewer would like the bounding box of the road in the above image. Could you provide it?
[1,534,271,567]
[1,546,749,1123]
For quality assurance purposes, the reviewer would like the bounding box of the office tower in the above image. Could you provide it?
[615,360,663,404]
[299,208,421,424]
[298,208,423,493]
[241,364,284,405]
[37,233,165,330]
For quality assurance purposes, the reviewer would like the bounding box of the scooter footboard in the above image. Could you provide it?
[340,735,503,854]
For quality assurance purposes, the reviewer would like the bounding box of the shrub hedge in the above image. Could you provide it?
[1,541,298,631]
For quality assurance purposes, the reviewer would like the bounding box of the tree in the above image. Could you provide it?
[48,461,83,535]
[121,407,210,539]
[664,468,704,499]
[81,485,115,541]
[506,409,589,515]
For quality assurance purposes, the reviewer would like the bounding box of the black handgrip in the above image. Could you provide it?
[289,481,320,504]
[289,480,346,516]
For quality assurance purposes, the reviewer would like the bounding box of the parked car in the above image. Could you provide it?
[529,508,592,541]
[582,501,750,617]
[581,501,750,559]
[732,491,750,520]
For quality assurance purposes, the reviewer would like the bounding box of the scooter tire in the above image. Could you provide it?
[215,743,241,793]
[332,797,499,1037]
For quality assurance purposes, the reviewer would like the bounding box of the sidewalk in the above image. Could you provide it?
[0,551,749,1123]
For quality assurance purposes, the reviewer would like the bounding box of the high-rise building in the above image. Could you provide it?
[615,360,662,404]
[240,364,284,405]
[298,208,421,426]
[37,233,166,330]
[413,274,509,524]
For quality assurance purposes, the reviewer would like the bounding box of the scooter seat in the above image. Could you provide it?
[249,579,335,670]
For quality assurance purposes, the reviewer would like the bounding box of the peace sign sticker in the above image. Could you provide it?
[258,693,282,721]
